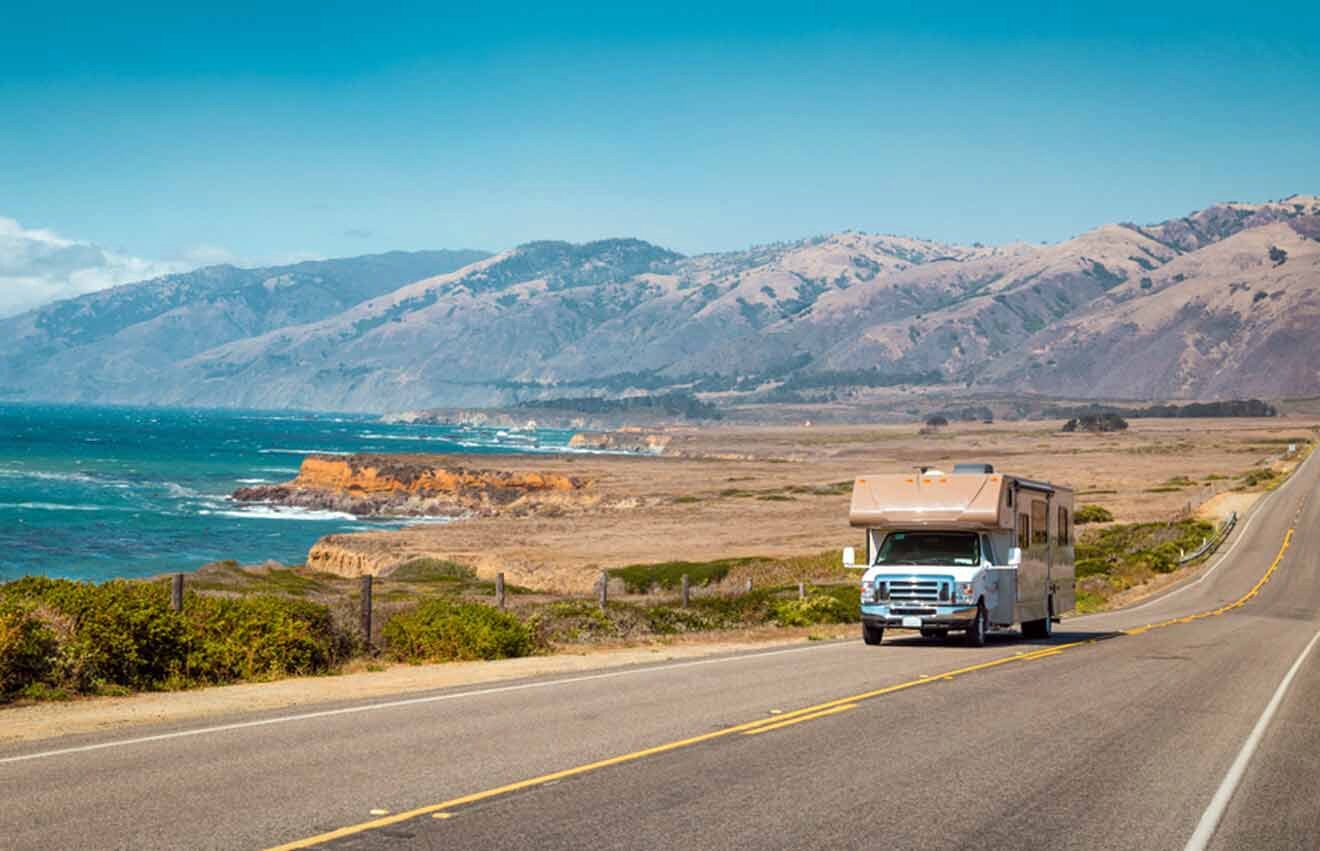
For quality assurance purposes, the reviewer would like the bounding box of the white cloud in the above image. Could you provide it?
[0,217,190,318]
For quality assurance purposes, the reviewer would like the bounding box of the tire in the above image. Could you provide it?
[920,627,949,641]
[965,604,988,647]
[862,622,885,646]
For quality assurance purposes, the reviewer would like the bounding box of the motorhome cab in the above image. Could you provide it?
[842,464,1074,646]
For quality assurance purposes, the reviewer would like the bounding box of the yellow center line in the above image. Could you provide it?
[742,703,858,735]
[265,526,1297,851]
[1120,528,1293,637]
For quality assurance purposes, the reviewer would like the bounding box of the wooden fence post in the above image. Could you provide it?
[359,574,373,650]
[598,570,608,610]
[798,581,806,600]
[681,574,690,608]
[745,577,754,594]
[495,572,506,610]
[171,573,184,612]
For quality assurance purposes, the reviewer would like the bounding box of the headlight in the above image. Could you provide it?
[957,582,975,603]
[861,580,874,601]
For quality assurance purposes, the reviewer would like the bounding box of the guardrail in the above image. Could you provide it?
[1179,511,1238,565]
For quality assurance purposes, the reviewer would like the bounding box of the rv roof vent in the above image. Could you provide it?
[953,463,995,474]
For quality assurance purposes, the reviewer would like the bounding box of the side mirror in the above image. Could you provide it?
[842,546,859,569]
[1008,547,1023,566]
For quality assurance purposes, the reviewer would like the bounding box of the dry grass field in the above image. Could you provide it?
[305,417,1318,594]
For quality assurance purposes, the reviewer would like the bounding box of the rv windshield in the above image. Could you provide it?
[875,532,981,567]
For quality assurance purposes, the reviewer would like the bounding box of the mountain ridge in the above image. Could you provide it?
[2,197,1318,411]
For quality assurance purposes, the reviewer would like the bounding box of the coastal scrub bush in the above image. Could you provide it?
[1074,505,1114,524]
[0,578,353,699]
[1073,518,1217,606]
[642,606,725,635]
[527,600,628,643]
[383,599,534,663]
[183,594,356,682]
[607,557,764,593]
[771,593,854,627]
[0,577,189,692]
[0,604,59,700]
[388,558,476,583]
[1237,467,1279,489]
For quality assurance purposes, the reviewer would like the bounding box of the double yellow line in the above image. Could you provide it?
[1122,528,1293,636]
[268,526,1297,850]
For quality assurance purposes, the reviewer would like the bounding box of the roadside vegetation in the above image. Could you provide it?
[1072,518,1217,612]
[1074,504,1114,524]
[0,577,357,702]
[0,551,860,705]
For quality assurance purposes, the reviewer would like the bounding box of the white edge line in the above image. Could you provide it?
[1184,627,1320,851]
[0,641,842,766]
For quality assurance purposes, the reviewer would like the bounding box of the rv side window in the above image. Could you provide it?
[1058,507,1070,545]
[1018,514,1030,549]
[1031,500,1048,546]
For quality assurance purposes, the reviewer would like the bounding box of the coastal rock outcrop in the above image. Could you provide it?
[567,430,670,454]
[233,454,595,518]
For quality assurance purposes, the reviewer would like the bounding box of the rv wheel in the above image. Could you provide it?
[965,605,987,647]
[862,623,884,646]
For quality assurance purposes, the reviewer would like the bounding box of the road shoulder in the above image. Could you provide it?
[0,626,855,747]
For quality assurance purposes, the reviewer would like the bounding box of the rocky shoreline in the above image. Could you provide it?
[232,454,595,519]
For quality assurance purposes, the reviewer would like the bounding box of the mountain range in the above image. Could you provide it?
[2,196,1318,412]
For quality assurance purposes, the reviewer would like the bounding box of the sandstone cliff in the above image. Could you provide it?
[232,454,595,518]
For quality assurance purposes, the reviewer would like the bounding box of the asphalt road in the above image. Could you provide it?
[2,451,1316,851]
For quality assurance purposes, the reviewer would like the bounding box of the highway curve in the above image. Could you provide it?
[1,452,1316,851]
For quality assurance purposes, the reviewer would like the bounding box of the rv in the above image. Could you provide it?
[842,464,1074,646]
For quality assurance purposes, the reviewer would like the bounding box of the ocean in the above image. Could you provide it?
[0,403,578,583]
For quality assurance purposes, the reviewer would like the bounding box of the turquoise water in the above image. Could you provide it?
[0,404,576,582]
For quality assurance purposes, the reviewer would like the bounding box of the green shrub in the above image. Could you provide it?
[183,594,355,682]
[0,577,352,699]
[0,604,59,699]
[1075,504,1114,524]
[771,594,853,627]
[383,599,534,663]
[688,589,777,626]
[1072,518,1217,608]
[810,584,863,620]
[388,558,476,583]
[607,557,765,593]
[1237,468,1279,489]
[1,577,189,692]
[642,606,723,634]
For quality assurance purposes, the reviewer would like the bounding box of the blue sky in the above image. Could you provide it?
[1,0,1317,311]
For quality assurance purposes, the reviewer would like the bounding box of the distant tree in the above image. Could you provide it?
[1062,414,1128,433]
[1269,245,1288,266]
[1139,277,1153,290]
[924,415,949,428]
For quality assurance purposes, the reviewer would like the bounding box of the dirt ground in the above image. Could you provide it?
[309,417,1319,592]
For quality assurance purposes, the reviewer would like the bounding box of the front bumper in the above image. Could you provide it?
[861,604,979,629]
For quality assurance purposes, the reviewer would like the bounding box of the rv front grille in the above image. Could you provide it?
[878,576,954,604]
